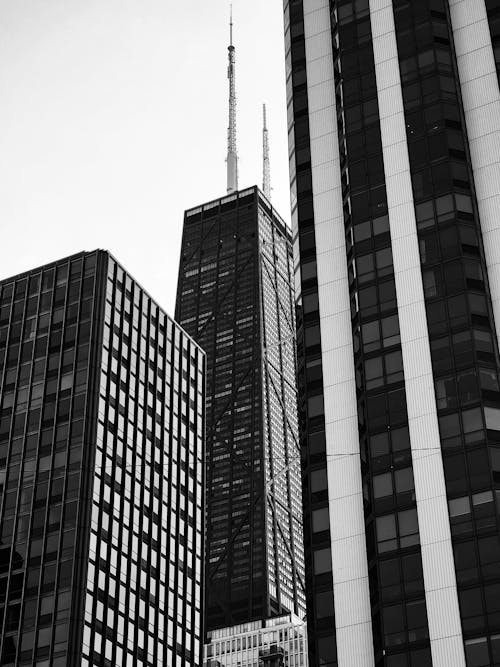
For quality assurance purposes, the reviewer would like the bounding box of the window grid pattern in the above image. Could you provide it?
[177,192,266,630]
[176,188,305,633]
[204,614,308,667]
[331,1,432,664]
[0,251,100,666]
[81,258,204,667]
[259,204,306,617]
[283,0,338,664]
[391,1,500,665]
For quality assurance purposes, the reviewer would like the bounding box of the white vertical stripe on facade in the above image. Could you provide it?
[449,0,500,350]
[302,1,374,664]
[369,1,466,664]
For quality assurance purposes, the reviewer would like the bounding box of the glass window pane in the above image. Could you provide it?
[315,590,334,620]
[485,407,500,431]
[373,473,392,498]
[464,638,489,667]
[395,468,414,494]
[398,509,418,536]
[314,547,332,575]
[311,468,328,493]
[377,515,396,542]
[449,496,470,518]
[312,508,330,533]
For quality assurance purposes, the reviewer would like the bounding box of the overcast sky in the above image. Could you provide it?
[0,1,290,312]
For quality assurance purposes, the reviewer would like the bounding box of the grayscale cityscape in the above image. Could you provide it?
[1,0,500,666]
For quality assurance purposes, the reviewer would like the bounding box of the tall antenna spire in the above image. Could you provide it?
[226,5,238,194]
[262,103,271,199]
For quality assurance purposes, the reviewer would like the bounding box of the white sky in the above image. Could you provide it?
[0,1,290,313]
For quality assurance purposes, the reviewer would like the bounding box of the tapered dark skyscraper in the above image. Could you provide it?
[0,251,204,666]
[285,0,500,666]
[175,14,306,657]
[176,187,306,637]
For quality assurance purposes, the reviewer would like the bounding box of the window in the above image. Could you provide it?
[306,357,323,383]
[358,285,377,315]
[435,376,458,410]
[376,514,397,553]
[301,259,317,282]
[365,357,383,389]
[485,407,500,431]
[462,407,484,443]
[382,603,405,646]
[409,648,432,666]
[305,324,321,348]
[479,368,499,393]
[311,468,328,493]
[379,558,401,602]
[464,637,489,667]
[478,535,500,580]
[485,583,500,627]
[314,547,332,575]
[362,316,400,353]
[381,315,400,347]
[315,590,334,619]
[472,490,496,529]
[398,509,419,548]
[308,395,324,418]
[379,280,397,311]
[354,221,371,242]
[376,248,393,276]
[365,350,404,389]
[448,496,471,536]
[308,431,326,455]
[362,320,380,352]
[312,508,330,533]
[492,635,500,664]
[454,540,478,585]
[357,253,375,283]
[395,468,414,495]
[317,636,336,665]
[392,425,410,453]
[467,449,490,489]
[406,598,428,641]
[303,292,319,314]
[373,472,392,499]
[423,269,438,297]
[474,330,494,355]
[376,509,419,553]
[402,553,424,596]
[356,248,393,284]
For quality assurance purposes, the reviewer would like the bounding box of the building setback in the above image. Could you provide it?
[0,250,204,666]
[284,0,500,666]
[175,186,306,636]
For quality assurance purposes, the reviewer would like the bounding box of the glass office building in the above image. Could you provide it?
[204,613,308,667]
[0,250,204,666]
[284,0,500,666]
[176,186,306,635]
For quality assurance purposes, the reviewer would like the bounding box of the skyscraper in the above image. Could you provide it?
[284,1,500,666]
[0,250,204,666]
[175,186,306,636]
